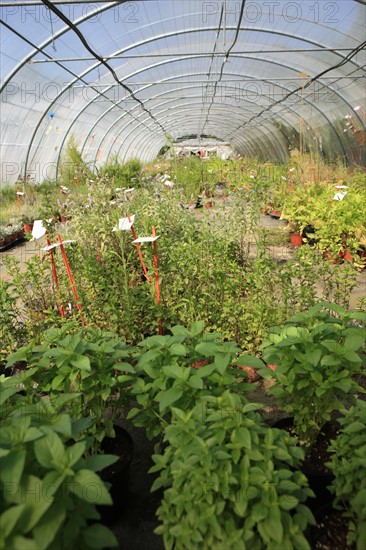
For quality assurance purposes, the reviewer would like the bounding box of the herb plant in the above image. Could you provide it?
[6,323,135,452]
[0,375,118,550]
[150,391,315,550]
[326,400,366,550]
[258,302,366,448]
[126,321,251,440]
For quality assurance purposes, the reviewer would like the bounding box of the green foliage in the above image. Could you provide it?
[282,179,366,254]
[98,156,142,187]
[171,156,205,200]
[0,375,118,550]
[1,155,363,357]
[38,183,61,226]
[350,170,366,191]
[2,255,70,341]
[327,401,366,550]
[0,281,25,361]
[126,322,251,439]
[258,302,366,448]
[48,169,358,352]
[63,180,161,341]
[59,136,93,187]
[150,391,315,550]
[21,205,41,225]
[6,323,134,453]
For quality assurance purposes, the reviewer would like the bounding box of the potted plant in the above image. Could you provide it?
[0,225,15,246]
[323,400,366,550]
[0,225,6,248]
[22,207,38,233]
[6,219,24,242]
[0,374,119,549]
[354,224,366,268]
[125,321,250,441]
[258,302,365,446]
[6,323,136,522]
[150,391,315,549]
[7,323,134,453]
[309,187,366,262]
[286,221,303,247]
[282,184,323,244]
[257,302,366,507]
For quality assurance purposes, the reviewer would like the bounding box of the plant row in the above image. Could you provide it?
[1,301,365,549]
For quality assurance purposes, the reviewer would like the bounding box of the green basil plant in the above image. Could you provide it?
[258,302,366,448]
[150,391,315,550]
[0,373,118,550]
[326,400,366,550]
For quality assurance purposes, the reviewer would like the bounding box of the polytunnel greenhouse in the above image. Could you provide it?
[1,2,366,550]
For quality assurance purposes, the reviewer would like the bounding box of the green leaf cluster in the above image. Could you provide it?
[126,321,250,439]
[326,400,366,550]
[6,323,134,453]
[150,391,315,550]
[258,302,366,448]
[0,375,118,550]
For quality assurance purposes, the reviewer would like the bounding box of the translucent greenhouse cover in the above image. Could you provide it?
[0,0,365,184]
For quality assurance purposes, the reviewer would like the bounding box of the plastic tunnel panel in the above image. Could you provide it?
[0,0,365,183]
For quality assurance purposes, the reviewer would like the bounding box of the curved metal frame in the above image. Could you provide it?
[94,77,347,164]
[107,102,291,163]
[116,106,291,164]
[51,47,356,176]
[18,27,365,172]
[1,1,364,176]
[123,118,258,163]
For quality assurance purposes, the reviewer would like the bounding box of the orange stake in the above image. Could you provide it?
[127,214,151,281]
[46,237,65,318]
[152,226,162,335]
[57,234,86,326]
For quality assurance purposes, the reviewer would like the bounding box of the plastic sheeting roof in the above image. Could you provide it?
[0,0,365,183]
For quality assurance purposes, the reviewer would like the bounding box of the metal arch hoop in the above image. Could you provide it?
[90,73,349,165]
[116,108,288,164]
[54,48,361,173]
[25,56,363,175]
[104,107,290,166]
[23,50,364,175]
[125,122,256,164]
[2,9,363,174]
[16,33,365,167]
[3,22,363,92]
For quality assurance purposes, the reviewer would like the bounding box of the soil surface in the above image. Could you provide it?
[311,507,355,550]
[110,420,164,550]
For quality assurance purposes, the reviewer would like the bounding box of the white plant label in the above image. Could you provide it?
[133,236,160,243]
[113,215,135,231]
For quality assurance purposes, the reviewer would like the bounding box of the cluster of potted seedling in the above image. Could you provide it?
[0,219,25,249]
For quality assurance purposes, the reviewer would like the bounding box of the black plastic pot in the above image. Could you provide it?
[97,425,134,525]
[301,225,318,246]
[303,465,334,513]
